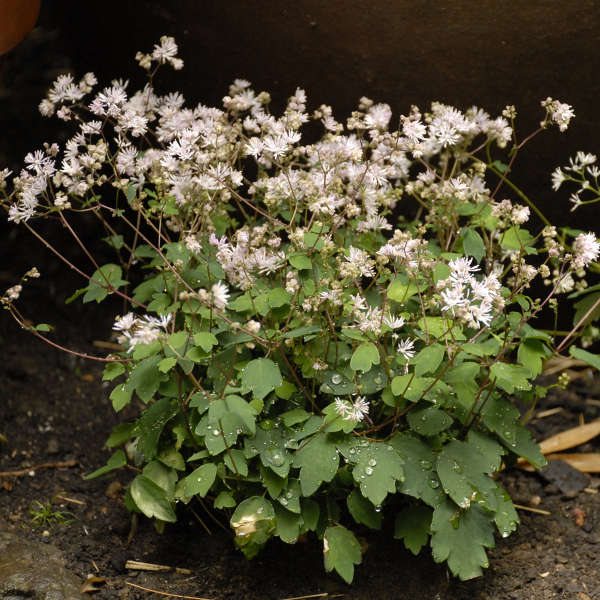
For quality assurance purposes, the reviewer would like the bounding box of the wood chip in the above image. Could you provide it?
[538,420,600,455]
[80,574,106,594]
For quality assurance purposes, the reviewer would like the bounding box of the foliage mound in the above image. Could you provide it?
[3,37,600,582]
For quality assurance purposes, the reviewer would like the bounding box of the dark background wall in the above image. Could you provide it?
[1,1,600,317]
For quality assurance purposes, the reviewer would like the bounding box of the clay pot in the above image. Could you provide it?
[0,0,40,56]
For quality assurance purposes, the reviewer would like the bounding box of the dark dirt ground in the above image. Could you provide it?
[0,246,599,600]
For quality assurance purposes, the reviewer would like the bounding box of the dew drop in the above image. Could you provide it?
[212,429,220,436]
[419,459,433,470]
[428,478,440,489]
[365,466,374,476]
[360,474,366,480]
[286,491,293,499]
[264,447,285,467]
[349,448,356,455]
[257,507,264,514]
[280,497,288,506]
[331,374,342,384]
[374,505,381,513]
[452,461,462,473]
[368,459,377,467]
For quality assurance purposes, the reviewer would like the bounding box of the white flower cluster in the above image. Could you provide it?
[437,258,502,328]
[113,312,172,351]
[334,395,370,423]
[541,97,575,132]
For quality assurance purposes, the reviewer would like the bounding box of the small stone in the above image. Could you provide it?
[539,460,589,498]
[46,438,60,455]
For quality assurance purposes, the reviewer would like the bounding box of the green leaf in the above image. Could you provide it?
[294,433,339,496]
[83,264,128,303]
[106,423,135,447]
[350,342,380,373]
[490,363,532,394]
[461,228,486,262]
[275,504,303,543]
[102,362,126,382]
[34,323,53,332]
[347,489,382,529]
[390,434,444,507]
[461,339,499,357]
[500,227,535,252]
[323,525,362,583]
[135,398,178,460]
[394,505,432,555]
[407,405,453,436]
[518,339,547,376]
[569,346,600,371]
[142,461,177,498]
[430,499,495,580]
[282,325,322,339]
[181,463,217,497]
[300,499,320,532]
[268,287,291,308]
[388,279,422,304]
[84,449,126,479]
[436,432,504,510]
[241,358,283,400]
[275,380,297,400]
[391,375,449,403]
[230,496,276,559]
[281,408,311,427]
[158,357,178,373]
[417,316,465,340]
[492,485,519,537]
[289,252,312,270]
[352,443,404,506]
[412,343,445,376]
[481,396,546,468]
[194,331,219,352]
[167,331,188,350]
[129,355,169,402]
[276,479,301,514]
[130,475,177,522]
[224,449,248,477]
[110,382,133,412]
[214,491,236,509]
[225,395,257,435]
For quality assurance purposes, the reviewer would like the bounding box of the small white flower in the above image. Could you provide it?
[397,338,416,360]
[383,314,405,330]
[211,281,230,310]
[113,312,138,332]
[551,167,566,191]
[573,232,600,269]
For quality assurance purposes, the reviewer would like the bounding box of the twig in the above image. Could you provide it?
[0,460,77,478]
[535,407,563,419]
[513,503,551,516]
[92,340,125,351]
[54,494,85,505]
[280,594,338,600]
[126,560,192,575]
[124,581,214,600]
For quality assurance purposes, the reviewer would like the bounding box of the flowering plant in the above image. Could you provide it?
[2,37,599,582]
